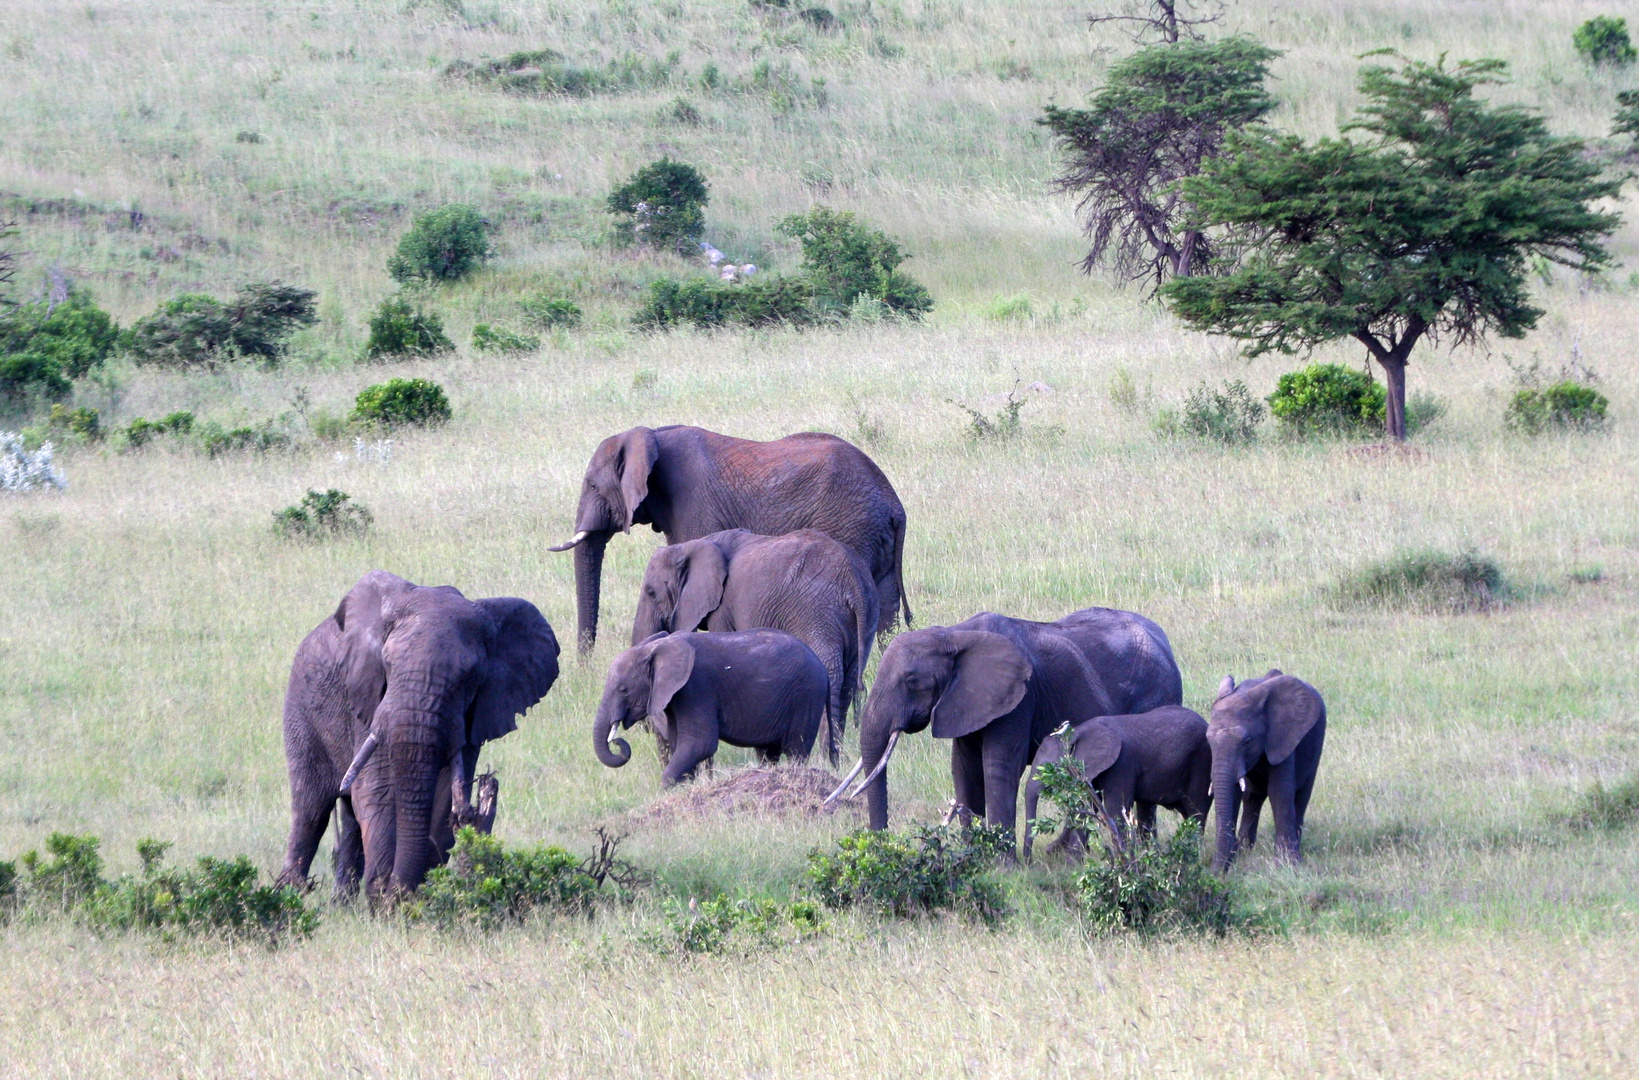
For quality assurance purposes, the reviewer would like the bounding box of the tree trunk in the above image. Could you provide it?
[1211,761,1241,872]
[1379,354,1408,442]
[1175,230,1200,278]
[574,532,610,654]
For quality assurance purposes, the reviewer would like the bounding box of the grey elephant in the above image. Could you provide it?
[831,607,1183,841]
[593,630,828,786]
[277,571,560,899]
[549,425,909,652]
[630,528,879,766]
[1021,706,1210,861]
[1208,671,1327,871]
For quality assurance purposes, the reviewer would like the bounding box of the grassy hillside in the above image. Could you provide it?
[2,0,1638,1075]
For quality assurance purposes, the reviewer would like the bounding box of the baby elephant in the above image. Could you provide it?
[593,630,828,786]
[1208,671,1327,871]
[1022,706,1211,861]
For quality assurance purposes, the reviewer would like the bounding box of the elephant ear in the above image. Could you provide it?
[469,597,561,745]
[1260,675,1324,765]
[615,427,659,532]
[930,630,1032,739]
[334,571,412,727]
[672,540,727,633]
[1075,720,1123,780]
[1217,675,1237,701]
[646,635,696,723]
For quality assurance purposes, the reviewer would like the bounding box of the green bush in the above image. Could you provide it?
[776,206,933,318]
[608,157,709,252]
[351,378,451,429]
[387,204,491,283]
[0,286,120,404]
[520,294,583,329]
[471,323,540,353]
[1557,772,1639,830]
[634,275,815,329]
[196,419,290,457]
[410,828,600,929]
[1574,16,1636,65]
[123,410,194,449]
[1267,363,1386,436]
[272,489,373,539]
[644,893,824,955]
[47,404,103,443]
[124,282,317,370]
[445,49,681,97]
[1342,549,1504,613]
[364,297,454,360]
[807,825,1010,925]
[1181,379,1264,444]
[1505,381,1608,434]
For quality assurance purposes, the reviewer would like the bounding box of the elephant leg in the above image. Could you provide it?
[1134,801,1159,841]
[950,735,986,823]
[756,743,781,765]
[277,776,334,891]
[331,798,364,903]
[355,784,397,903]
[980,731,1030,845]
[662,724,720,787]
[1266,762,1303,861]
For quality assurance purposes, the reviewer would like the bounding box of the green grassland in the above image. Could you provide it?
[3,0,1639,1075]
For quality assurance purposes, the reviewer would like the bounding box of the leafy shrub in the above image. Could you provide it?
[634,275,815,329]
[364,297,454,360]
[1341,549,1504,613]
[196,419,290,457]
[608,157,709,252]
[776,206,933,318]
[18,832,105,911]
[807,825,1010,925]
[47,404,102,443]
[445,49,681,97]
[0,286,120,404]
[123,410,194,449]
[1181,379,1264,444]
[0,430,65,490]
[1267,363,1386,436]
[1505,381,1608,434]
[411,828,599,929]
[272,489,373,539]
[471,323,540,353]
[520,294,583,329]
[387,204,491,283]
[1557,772,1639,830]
[124,282,317,370]
[351,378,451,429]
[1574,16,1636,65]
[644,893,823,955]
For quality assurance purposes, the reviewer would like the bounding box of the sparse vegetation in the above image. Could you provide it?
[644,893,824,955]
[1180,379,1264,444]
[1557,772,1639,830]
[121,411,194,449]
[1340,549,1505,613]
[519,294,583,330]
[471,323,540,354]
[807,825,1011,925]
[444,49,682,97]
[272,489,372,539]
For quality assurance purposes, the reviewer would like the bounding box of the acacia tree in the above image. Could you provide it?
[1163,56,1621,441]
[1040,36,1279,287]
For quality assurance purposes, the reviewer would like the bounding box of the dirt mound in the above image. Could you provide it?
[625,764,863,827]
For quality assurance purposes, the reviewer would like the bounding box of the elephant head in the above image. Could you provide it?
[1021,720,1121,862]
[832,627,1031,829]
[328,572,559,893]
[548,427,661,653]
[593,633,695,768]
[631,538,728,645]
[1207,670,1324,871]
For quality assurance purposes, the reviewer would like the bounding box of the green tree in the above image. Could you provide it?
[607,157,709,253]
[775,206,932,316]
[387,204,491,283]
[0,285,120,405]
[1040,36,1278,285]
[1162,55,1620,441]
[1573,16,1636,66]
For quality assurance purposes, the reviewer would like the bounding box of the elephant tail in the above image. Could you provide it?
[892,511,912,630]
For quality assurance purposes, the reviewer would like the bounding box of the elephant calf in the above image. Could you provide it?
[631,528,879,766]
[1208,671,1327,871]
[1022,706,1211,861]
[594,630,828,787]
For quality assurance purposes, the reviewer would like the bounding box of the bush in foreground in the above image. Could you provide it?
[1268,363,1386,436]
[408,827,646,930]
[387,204,491,283]
[1341,549,1504,612]
[807,825,1010,924]
[365,297,454,360]
[273,489,373,539]
[351,378,451,429]
[634,275,814,329]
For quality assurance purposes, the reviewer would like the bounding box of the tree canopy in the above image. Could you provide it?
[1162,55,1621,440]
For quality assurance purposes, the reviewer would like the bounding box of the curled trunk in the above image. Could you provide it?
[574,532,611,653]
[593,703,632,767]
[1211,760,1241,872]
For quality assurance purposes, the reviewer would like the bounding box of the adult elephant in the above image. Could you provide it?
[831,607,1182,840]
[276,571,560,899]
[549,425,909,652]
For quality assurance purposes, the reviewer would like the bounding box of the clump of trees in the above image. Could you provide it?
[0,285,120,405]
[125,282,317,371]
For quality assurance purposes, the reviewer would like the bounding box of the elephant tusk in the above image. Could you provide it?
[823,758,866,805]
[847,731,901,799]
[547,531,590,552]
[338,732,379,795]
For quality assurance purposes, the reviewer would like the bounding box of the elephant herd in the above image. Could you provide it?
[276,424,1328,901]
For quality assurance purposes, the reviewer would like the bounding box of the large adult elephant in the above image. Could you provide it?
[831,607,1182,840]
[549,425,909,652]
[276,571,560,899]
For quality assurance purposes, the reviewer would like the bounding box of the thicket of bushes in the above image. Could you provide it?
[125,282,317,371]
[0,286,119,404]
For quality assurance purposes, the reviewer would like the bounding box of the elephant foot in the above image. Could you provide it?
[275,868,315,893]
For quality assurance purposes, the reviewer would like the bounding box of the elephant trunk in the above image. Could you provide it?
[631,593,665,647]
[593,700,632,768]
[1211,757,1241,872]
[388,708,446,893]
[857,706,894,831]
[574,531,611,654]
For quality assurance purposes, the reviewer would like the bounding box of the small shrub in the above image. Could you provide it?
[807,824,1010,925]
[985,295,1032,321]
[1268,363,1386,436]
[1574,16,1636,65]
[1505,382,1608,434]
[445,49,681,97]
[667,96,702,125]
[948,388,1026,443]
[364,297,454,360]
[387,204,491,283]
[122,410,194,449]
[18,833,104,911]
[1181,379,1264,444]
[351,378,451,429]
[520,294,583,329]
[196,419,290,457]
[471,323,540,353]
[1404,390,1448,434]
[47,404,103,443]
[411,828,599,929]
[776,206,933,318]
[0,285,120,404]
[645,893,824,955]
[124,282,316,370]
[634,275,814,329]
[608,157,709,253]
[1557,772,1639,830]
[0,430,65,490]
[1341,549,1505,613]
[273,489,373,539]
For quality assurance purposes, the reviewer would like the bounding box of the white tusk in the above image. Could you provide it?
[547,530,590,553]
[339,732,379,795]
[847,731,901,799]
[824,758,865,805]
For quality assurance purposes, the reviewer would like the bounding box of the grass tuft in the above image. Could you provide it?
[1338,549,1505,613]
